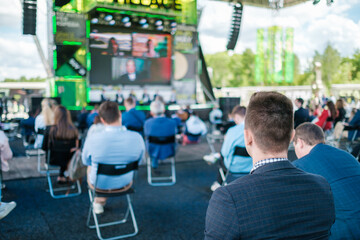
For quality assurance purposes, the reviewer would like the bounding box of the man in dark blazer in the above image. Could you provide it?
[293,122,360,239]
[294,97,309,128]
[205,91,335,240]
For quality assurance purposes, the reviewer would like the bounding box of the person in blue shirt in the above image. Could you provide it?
[144,100,177,169]
[122,97,146,135]
[205,105,252,191]
[82,101,145,214]
[293,122,360,239]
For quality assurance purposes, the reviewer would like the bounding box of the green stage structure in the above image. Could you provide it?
[50,0,198,109]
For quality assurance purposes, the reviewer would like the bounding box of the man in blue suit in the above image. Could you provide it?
[122,96,146,135]
[294,97,309,128]
[144,100,177,168]
[205,91,335,239]
[293,122,360,239]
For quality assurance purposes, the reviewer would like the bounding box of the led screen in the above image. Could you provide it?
[89,26,172,86]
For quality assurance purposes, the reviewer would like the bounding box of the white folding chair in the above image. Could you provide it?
[87,162,139,240]
[147,135,176,186]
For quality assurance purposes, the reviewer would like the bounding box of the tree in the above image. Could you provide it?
[320,43,341,89]
[205,52,231,88]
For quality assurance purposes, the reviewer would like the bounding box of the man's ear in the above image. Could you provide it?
[244,129,253,147]
[100,117,106,124]
[290,130,295,142]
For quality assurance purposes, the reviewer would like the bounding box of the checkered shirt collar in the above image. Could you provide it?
[250,158,288,174]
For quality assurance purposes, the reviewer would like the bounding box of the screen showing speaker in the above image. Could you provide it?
[89,25,172,86]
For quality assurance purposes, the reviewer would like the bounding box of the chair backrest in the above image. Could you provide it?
[148,135,175,145]
[97,161,139,176]
[233,146,250,157]
[47,139,76,165]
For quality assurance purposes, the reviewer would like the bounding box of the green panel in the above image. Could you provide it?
[285,28,294,83]
[274,26,283,83]
[267,26,275,83]
[54,79,87,107]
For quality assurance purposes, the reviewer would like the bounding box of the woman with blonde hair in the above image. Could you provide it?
[42,105,79,183]
[34,98,58,148]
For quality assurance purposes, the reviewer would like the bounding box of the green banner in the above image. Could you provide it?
[255,29,264,83]
[267,26,275,83]
[274,26,283,83]
[285,28,294,83]
[54,79,87,107]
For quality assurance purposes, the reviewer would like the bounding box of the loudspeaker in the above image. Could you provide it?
[23,0,37,35]
[219,97,241,120]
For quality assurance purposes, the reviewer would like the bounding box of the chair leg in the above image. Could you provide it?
[147,157,176,186]
[46,173,81,199]
[87,191,138,240]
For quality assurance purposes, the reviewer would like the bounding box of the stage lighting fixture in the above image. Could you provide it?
[104,15,113,21]
[109,20,115,25]
[155,20,163,26]
[122,16,130,23]
[156,25,164,30]
[90,18,99,24]
[170,21,177,28]
[139,18,147,25]
[313,0,321,5]
[124,22,131,27]
[141,23,149,28]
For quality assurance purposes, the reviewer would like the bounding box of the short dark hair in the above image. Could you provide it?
[231,105,246,117]
[245,91,293,153]
[296,98,304,105]
[294,122,325,146]
[98,101,121,124]
[125,97,135,106]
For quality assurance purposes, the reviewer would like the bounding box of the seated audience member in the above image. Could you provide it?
[346,108,360,141]
[144,101,177,169]
[294,97,309,128]
[76,107,89,134]
[334,99,346,126]
[208,104,223,129]
[0,130,13,172]
[20,109,36,144]
[82,101,145,214]
[86,104,99,128]
[42,106,79,184]
[205,106,252,191]
[205,91,335,240]
[86,115,104,137]
[122,97,146,134]
[293,122,360,239]
[182,113,207,146]
[34,98,57,149]
[314,100,337,131]
[0,201,16,220]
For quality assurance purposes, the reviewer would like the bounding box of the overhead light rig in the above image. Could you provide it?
[88,8,177,34]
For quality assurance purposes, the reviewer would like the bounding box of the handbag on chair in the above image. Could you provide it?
[68,150,86,181]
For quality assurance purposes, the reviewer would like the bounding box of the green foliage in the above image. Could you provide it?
[3,76,46,82]
[205,49,255,87]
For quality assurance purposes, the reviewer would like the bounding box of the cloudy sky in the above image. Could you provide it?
[198,0,360,69]
[1,0,360,80]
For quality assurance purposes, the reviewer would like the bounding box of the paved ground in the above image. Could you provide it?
[0,137,299,240]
